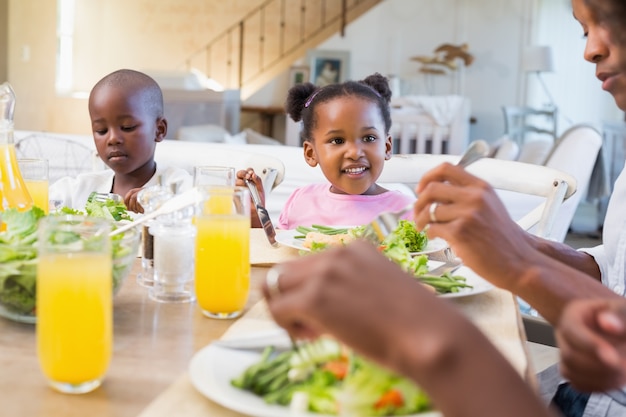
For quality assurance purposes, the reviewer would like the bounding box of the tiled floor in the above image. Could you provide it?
[526,228,603,374]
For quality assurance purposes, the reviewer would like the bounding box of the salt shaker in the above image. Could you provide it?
[136,181,172,287]
[149,184,196,303]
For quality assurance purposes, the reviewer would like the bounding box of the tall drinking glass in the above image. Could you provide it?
[36,215,112,394]
[193,166,235,187]
[194,187,250,319]
[18,158,49,214]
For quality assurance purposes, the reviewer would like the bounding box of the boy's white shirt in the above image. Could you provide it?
[49,165,192,211]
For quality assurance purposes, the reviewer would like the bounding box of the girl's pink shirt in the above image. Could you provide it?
[277,183,415,230]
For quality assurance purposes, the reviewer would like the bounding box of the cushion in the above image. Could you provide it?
[517,137,553,165]
[243,128,283,146]
[491,137,520,161]
[176,124,230,143]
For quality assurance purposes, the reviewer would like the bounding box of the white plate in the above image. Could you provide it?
[275,229,448,255]
[436,265,494,298]
[188,343,442,417]
[271,232,493,299]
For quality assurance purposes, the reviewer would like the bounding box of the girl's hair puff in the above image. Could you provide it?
[284,72,392,143]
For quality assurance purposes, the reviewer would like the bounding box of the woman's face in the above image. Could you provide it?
[573,0,626,110]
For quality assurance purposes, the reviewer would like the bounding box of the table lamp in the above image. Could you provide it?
[523,45,556,109]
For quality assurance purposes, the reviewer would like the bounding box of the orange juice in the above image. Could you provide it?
[0,142,33,211]
[24,179,49,214]
[37,253,112,389]
[200,186,233,214]
[195,214,250,317]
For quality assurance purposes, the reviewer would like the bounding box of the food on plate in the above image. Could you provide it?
[0,196,138,320]
[382,219,428,252]
[302,231,356,249]
[295,222,471,295]
[231,338,431,416]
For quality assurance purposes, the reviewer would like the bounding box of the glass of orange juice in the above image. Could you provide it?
[36,215,112,394]
[18,158,49,214]
[194,186,250,319]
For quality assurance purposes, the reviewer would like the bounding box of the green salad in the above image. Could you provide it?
[0,195,136,318]
[295,221,471,294]
[231,338,431,415]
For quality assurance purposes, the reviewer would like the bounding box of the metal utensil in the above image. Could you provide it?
[109,187,202,237]
[427,258,463,277]
[88,191,123,204]
[212,329,293,351]
[244,179,278,247]
[363,140,491,244]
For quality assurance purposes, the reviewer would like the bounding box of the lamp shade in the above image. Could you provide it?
[523,46,554,73]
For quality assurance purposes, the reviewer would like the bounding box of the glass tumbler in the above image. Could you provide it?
[36,215,112,394]
[193,165,235,187]
[194,186,250,319]
[17,158,49,214]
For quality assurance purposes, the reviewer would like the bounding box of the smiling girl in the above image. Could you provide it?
[277,73,414,230]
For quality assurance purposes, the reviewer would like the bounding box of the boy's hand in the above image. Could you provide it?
[124,188,144,213]
[556,298,626,392]
[235,168,266,228]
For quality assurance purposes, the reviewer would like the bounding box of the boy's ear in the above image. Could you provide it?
[384,134,392,160]
[155,117,167,142]
[303,141,318,167]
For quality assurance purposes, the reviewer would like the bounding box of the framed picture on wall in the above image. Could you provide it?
[306,50,350,87]
[288,66,310,87]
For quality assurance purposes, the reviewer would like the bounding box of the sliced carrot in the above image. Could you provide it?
[322,360,349,380]
[374,389,404,409]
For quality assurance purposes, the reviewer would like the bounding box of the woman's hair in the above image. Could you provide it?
[586,0,626,44]
[285,72,392,143]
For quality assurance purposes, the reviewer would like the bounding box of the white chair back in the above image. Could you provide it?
[542,124,602,242]
[379,154,577,239]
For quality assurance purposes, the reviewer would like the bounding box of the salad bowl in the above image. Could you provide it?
[0,209,140,324]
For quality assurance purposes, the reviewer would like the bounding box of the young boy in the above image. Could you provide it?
[49,69,191,213]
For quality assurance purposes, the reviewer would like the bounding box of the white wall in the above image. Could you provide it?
[247,0,531,143]
[247,0,624,145]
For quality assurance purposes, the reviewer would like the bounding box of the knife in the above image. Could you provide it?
[212,328,292,350]
[245,179,278,247]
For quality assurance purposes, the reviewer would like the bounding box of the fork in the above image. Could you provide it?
[363,140,491,244]
[88,191,123,204]
[427,258,463,277]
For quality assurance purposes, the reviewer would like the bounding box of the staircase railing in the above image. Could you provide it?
[182,0,376,93]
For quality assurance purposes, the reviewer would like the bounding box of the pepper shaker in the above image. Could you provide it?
[136,180,172,287]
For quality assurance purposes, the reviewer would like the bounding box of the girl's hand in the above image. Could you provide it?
[557,298,626,392]
[236,168,266,228]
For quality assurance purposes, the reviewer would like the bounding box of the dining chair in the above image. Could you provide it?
[380,154,577,238]
[14,133,101,183]
[501,105,558,146]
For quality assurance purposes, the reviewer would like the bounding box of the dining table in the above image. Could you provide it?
[0,229,533,417]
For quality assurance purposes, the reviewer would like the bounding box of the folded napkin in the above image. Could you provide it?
[249,228,300,266]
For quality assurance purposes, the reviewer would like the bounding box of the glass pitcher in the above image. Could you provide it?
[0,82,33,213]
